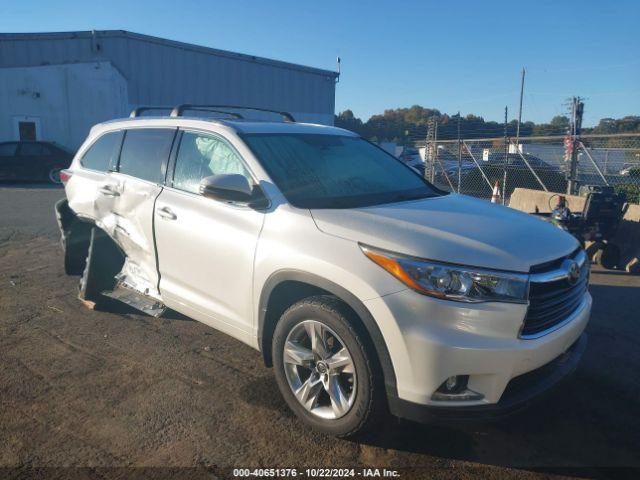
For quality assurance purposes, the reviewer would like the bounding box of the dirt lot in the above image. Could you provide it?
[1,185,639,479]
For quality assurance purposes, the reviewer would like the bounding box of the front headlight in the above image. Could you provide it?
[361,244,528,303]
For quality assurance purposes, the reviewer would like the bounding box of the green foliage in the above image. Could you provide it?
[614,184,640,204]
[334,110,364,135]
[335,107,639,143]
[589,116,640,135]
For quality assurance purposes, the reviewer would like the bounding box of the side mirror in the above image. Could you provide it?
[200,174,253,203]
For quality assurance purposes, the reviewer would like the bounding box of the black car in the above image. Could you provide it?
[0,141,74,184]
[458,153,567,197]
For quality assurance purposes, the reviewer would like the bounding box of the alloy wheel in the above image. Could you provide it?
[283,319,356,419]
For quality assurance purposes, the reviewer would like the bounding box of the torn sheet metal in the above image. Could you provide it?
[67,169,163,300]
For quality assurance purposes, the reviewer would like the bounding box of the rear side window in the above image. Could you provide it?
[118,129,175,183]
[19,143,50,156]
[0,143,17,156]
[81,131,123,171]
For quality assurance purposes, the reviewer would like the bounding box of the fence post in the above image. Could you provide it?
[567,140,579,194]
[567,97,584,195]
[457,112,462,193]
[424,118,437,182]
[431,122,438,183]
[457,139,462,193]
[502,106,508,205]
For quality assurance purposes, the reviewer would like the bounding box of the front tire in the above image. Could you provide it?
[272,296,384,438]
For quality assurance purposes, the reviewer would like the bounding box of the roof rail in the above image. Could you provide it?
[129,105,243,120]
[170,104,296,122]
[170,107,244,120]
[129,106,174,118]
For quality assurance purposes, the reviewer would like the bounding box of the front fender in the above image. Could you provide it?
[258,269,399,398]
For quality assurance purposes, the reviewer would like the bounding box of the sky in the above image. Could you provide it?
[2,0,638,127]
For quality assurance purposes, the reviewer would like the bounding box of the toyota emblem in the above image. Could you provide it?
[567,261,581,285]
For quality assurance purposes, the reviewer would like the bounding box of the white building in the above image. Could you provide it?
[0,30,338,150]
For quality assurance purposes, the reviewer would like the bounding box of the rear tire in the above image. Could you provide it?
[272,295,385,438]
[48,166,62,184]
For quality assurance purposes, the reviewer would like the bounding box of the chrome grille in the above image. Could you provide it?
[521,250,589,338]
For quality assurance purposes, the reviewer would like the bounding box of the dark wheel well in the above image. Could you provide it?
[55,198,93,275]
[261,281,330,367]
[260,279,390,389]
[78,226,125,305]
[259,273,398,398]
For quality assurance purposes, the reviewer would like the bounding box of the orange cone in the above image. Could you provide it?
[491,181,501,204]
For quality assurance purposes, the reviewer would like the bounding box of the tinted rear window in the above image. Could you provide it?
[81,131,123,171]
[0,143,17,156]
[19,143,50,156]
[118,129,175,183]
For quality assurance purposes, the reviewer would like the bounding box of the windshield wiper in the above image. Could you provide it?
[390,192,434,203]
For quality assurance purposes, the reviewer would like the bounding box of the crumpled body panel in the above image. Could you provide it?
[66,168,162,299]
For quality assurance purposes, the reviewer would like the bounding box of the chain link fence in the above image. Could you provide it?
[415,133,640,204]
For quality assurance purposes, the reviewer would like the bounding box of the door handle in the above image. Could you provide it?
[99,185,120,197]
[157,206,177,220]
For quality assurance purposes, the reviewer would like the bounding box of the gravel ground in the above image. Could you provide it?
[0,185,639,480]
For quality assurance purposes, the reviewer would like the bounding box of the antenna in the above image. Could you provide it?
[336,56,341,84]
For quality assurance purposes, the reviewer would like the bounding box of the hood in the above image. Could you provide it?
[310,194,578,273]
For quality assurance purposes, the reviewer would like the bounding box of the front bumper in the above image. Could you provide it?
[388,332,587,422]
[363,288,592,420]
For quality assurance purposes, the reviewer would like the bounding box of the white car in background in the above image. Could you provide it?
[56,105,591,437]
[399,147,424,169]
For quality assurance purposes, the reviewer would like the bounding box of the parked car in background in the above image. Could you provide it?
[399,147,427,176]
[460,153,567,197]
[0,141,74,184]
[399,147,423,168]
[619,164,640,177]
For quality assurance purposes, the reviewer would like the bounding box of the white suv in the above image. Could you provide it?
[56,106,591,437]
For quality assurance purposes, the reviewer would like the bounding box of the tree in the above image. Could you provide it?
[334,110,364,135]
[550,115,570,129]
[589,116,640,134]
[335,107,637,142]
[532,116,570,136]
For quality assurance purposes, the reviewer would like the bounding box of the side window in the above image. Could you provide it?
[0,143,18,156]
[118,129,175,183]
[40,144,53,155]
[81,131,123,172]
[173,131,252,194]
[19,143,46,156]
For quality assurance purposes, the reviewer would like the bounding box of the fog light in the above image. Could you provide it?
[432,375,484,402]
[440,375,468,393]
[445,375,460,391]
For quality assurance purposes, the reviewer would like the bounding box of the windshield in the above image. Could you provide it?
[242,133,441,208]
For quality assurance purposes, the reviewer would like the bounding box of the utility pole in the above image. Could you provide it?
[515,67,525,151]
[502,106,508,205]
[566,96,584,195]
